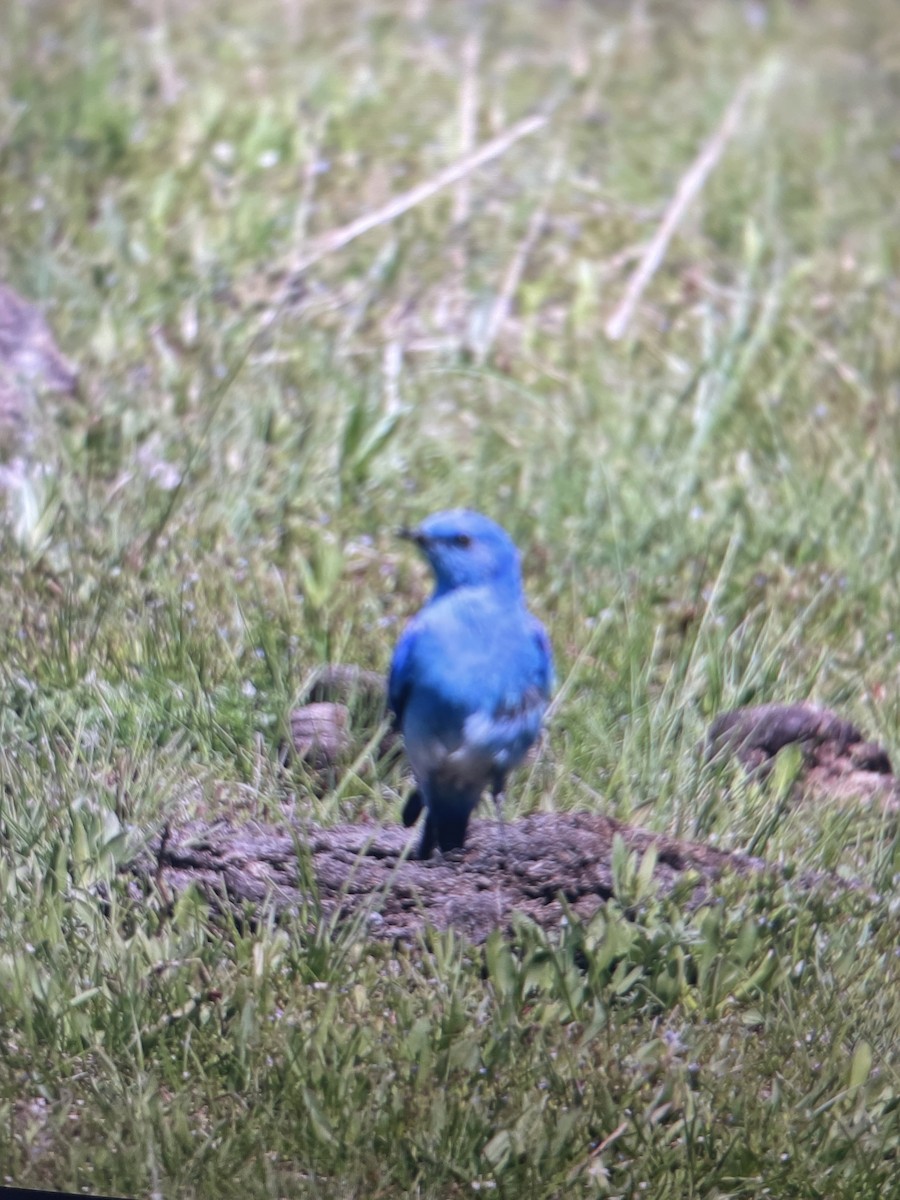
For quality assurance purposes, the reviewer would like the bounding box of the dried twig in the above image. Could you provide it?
[453,32,482,229]
[288,110,548,278]
[291,112,330,251]
[591,1122,629,1158]
[787,316,872,402]
[604,65,778,341]
[474,153,562,365]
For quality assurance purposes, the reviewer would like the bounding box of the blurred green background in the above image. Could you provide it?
[1,1,899,1195]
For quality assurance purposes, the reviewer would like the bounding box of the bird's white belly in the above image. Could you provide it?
[406,709,517,791]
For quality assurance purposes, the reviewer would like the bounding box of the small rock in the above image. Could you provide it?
[289,702,351,767]
[706,701,898,811]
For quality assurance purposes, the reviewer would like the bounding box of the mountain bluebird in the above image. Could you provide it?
[388,509,553,858]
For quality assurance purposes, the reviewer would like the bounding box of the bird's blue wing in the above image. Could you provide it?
[462,611,553,772]
[530,615,554,699]
[387,617,419,727]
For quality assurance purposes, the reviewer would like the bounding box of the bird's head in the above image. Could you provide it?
[399,509,522,597]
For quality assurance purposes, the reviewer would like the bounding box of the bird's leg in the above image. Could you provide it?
[417,813,436,860]
[402,787,424,828]
[491,770,507,866]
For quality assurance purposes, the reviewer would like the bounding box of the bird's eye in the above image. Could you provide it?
[450,533,472,548]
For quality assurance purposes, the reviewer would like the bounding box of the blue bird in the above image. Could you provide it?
[388,509,553,858]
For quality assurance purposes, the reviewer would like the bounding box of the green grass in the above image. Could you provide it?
[2,0,900,1194]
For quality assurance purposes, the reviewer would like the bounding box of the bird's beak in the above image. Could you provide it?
[398,525,425,545]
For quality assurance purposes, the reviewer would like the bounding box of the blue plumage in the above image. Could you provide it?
[388,509,553,857]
